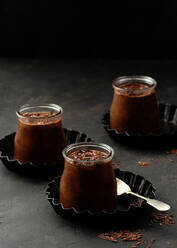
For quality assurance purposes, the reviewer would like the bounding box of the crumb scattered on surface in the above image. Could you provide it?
[169,159,174,163]
[98,214,174,247]
[170,149,177,155]
[130,200,143,208]
[146,238,156,248]
[98,230,143,242]
[149,212,175,226]
[98,231,157,247]
[165,151,170,154]
[138,161,150,167]
[165,149,177,155]
[98,233,118,242]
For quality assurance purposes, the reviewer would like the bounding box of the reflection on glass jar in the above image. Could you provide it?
[60,142,117,213]
[14,104,66,164]
[110,76,160,135]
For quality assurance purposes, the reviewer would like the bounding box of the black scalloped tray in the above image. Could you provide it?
[45,169,156,216]
[102,102,177,147]
[0,128,92,177]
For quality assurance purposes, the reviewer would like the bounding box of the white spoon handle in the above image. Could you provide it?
[128,191,171,211]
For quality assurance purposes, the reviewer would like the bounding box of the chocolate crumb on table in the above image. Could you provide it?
[146,238,156,248]
[98,231,159,247]
[98,230,143,243]
[165,149,177,155]
[98,233,118,242]
[169,149,177,155]
[98,213,175,247]
[98,231,157,247]
[130,200,143,208]
[149,212,175,226]
[138,161,150,167]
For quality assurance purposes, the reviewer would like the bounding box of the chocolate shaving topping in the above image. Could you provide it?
[118,82,150,96]
[68,149,108,161]
[22,111,55,118]
[119,82,149,90]
[20,111,61,125]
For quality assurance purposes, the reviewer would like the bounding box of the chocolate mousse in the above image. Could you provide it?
[14,104,66,164]
[60,143,117,213]
[110,77,160,135]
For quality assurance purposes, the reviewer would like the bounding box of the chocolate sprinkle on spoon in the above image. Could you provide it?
[116,178,171,211]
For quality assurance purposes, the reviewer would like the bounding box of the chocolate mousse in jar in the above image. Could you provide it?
[60,142,117,213]
[110,76,160,135]
[14,104,66,164]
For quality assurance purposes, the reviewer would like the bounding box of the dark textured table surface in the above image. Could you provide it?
[0,59,177,248]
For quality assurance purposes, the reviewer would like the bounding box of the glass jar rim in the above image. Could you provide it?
[62,142,114,164]
[112,75,157,93]
[16,104,63,119]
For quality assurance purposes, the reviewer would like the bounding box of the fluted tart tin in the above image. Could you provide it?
[45,169,156,216]
[0,129,93,177]
[102,102,177,147]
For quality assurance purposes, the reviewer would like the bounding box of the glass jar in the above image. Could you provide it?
[60,142,117,213]
[14,104,66,164]
[110,76,160,135]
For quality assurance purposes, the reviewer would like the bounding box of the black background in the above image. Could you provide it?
[1,1,177,58]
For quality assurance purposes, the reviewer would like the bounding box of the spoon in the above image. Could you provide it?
[116,178,171,211]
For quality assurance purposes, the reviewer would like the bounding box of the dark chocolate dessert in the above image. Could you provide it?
[14,104,66,164]
[60,143,117,213]
[110,77,160,135]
